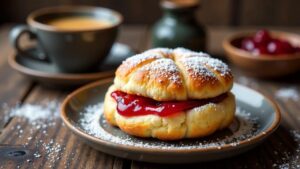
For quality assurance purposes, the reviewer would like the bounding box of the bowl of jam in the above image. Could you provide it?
[223,29,300,77]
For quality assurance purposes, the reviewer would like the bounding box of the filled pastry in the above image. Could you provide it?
[104,48,235,140]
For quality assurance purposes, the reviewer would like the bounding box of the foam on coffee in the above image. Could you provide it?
[46,16,111,30]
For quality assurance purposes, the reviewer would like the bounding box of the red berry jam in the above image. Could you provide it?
[234,29,299,56]
[111,91,227,117]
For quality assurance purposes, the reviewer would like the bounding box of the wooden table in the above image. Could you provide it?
[0,24,299,169]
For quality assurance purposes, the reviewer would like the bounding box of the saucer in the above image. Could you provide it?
[9,43,135,88]
[61,78,281,163]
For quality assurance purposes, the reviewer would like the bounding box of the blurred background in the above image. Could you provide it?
[1,0,300,26]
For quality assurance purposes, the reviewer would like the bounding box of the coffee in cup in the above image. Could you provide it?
[10,6,123,73]
[45,16,112,30]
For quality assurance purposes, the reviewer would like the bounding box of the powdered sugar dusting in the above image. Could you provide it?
[181,56,217,80]
[78,103,259,150]
[173,47,231,77]
[173,47,210,58]
[120,47,231,83]
[122,52,162,69]
[183,56,231,77]
[202,57,232,77]
[140,58,182,84]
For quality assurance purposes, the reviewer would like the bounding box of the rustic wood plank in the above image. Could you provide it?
[0,0,235,26]
[0,24,33,131]
[0,0,246,25]
[4,0,300,26]
[0,85,128,169]
[0,0,233,26]
[239,0,300,26]
[196,0,232,26]
[265,82,300,130]
[1,0,161,24]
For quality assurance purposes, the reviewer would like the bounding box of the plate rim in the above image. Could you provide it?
[60,78,281,153]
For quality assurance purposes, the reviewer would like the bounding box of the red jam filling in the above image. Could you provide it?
[111,91,227,117]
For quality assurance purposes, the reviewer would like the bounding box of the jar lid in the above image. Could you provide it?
[160,0,200,10]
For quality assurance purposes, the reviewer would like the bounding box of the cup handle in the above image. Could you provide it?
[9,25,50,63]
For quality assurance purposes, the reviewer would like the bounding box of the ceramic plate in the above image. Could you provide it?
[61,78,281,163]
[9,43,135,88]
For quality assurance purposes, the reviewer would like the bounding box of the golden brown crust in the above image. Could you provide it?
[114,48,233,101]
[103,85,236,140]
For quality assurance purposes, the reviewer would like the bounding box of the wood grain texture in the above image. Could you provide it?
[0,86,127,169]
[196,0,232,26]
[0,25,300,168]
[0,25,33,131]
[3,0,300,26]
[239,0,300,26]
[0,0,232,26]
[1,0,162,24]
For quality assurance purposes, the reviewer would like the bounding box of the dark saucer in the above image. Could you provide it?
[9,43,135,88]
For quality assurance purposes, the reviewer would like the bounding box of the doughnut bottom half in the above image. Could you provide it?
[103,85,236,141]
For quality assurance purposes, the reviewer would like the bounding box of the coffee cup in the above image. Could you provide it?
[10,6,123,73]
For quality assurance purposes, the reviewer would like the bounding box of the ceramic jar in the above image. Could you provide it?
[151,0,206,51]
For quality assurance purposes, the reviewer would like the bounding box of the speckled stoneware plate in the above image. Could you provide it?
[61,78,281,163]
[9,43,135,88]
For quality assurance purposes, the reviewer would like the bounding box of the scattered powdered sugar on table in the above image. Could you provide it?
[1,100,70,168]
[272,130,300,169]
[275,87,299,102]
[79,103,259,150]
[7,101,59,122]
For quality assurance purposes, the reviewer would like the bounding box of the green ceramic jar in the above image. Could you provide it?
[151,0,206,51]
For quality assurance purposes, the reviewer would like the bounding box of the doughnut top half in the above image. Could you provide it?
[114,48,233,101]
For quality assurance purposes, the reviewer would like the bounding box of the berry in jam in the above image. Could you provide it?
[234,29,299,56]
[241,38,256,52]
[111,91,227,117]
[253,29,272,45]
